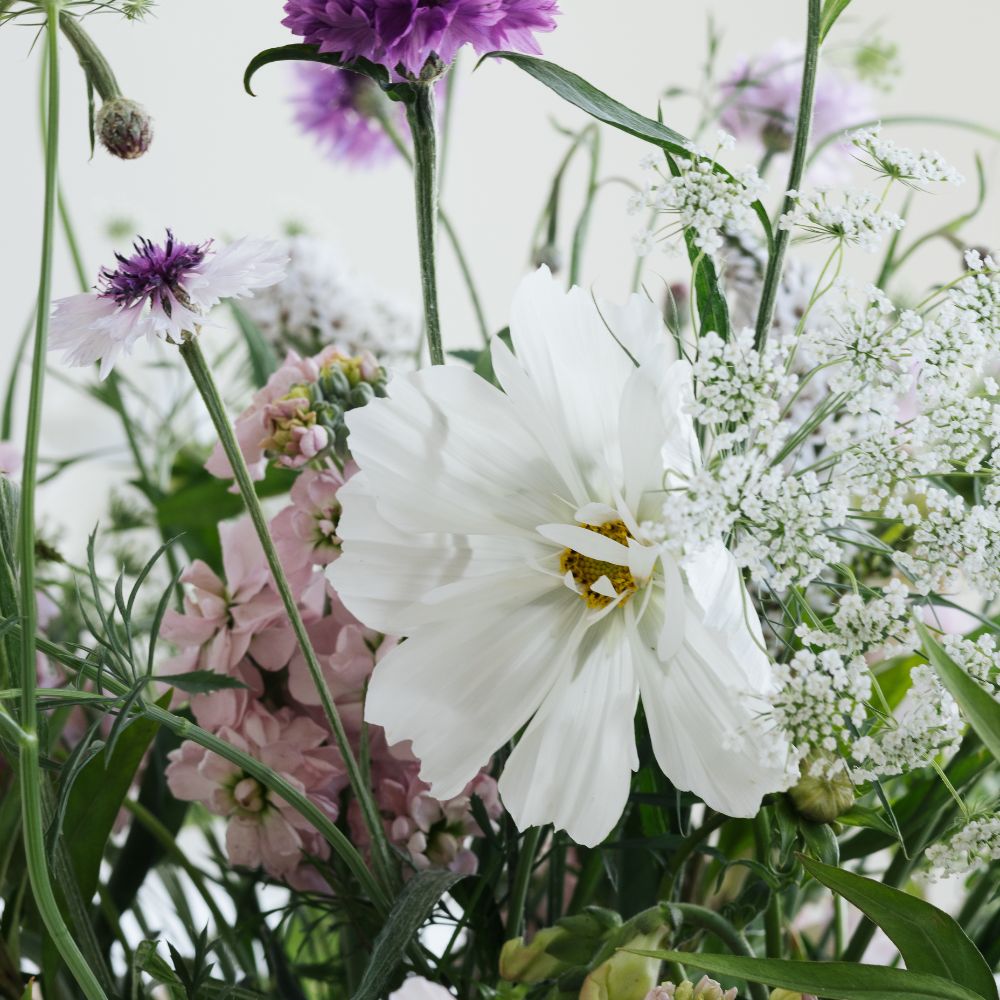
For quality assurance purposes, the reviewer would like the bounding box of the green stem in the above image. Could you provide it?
[375,102,489,345]
[507,826,543,940]
[671,904,769,1000]
[660,809,726,897]
[177,337,396,896]
[405,82,445,365]
[753,811,783,960]
[58,11,121,101]
[753,0,822,350]
[15,11,107,998]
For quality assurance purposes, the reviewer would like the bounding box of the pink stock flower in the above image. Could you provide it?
[166,703,347,882]
[272,465,353,574]
[205,346,385,482]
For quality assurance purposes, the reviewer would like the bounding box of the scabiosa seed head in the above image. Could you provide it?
[96,97,153,159]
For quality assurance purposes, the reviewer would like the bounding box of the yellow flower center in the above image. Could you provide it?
[559,520,637,610]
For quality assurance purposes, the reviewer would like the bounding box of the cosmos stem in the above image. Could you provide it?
[178,337,398,898]
[16,10,111,999]
[753,0,822,350]
[406,81,446,365]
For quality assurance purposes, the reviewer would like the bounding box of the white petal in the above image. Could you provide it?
[536,523,631,564]
[591,575,617,598]
[365,588,583,799]
[345,366,566,537]
[185,237,287,309]
[508,267,636,498]
[682,541,770,687]
[656,554,686,661]
[574,502,619,525]
[635,598,788,818]
[598,290,677,370]
[499,619,639,846]
[330,474,550,635]
[48,294,149,377]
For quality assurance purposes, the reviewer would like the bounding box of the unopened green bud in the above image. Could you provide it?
[761,118,793,154]
[770,991,818,1000]
[500,929,573,984]
[789,752,855,824]
[579,928,669,1000]
[96,97,153,159]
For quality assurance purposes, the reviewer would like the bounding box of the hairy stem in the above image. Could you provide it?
[16,11,109,998]
[405,82,445,365]
[177,337,397,896]
[753,0,822,349]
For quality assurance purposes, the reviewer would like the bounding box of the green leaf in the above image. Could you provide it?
[487,52,773,252]
[352,868,467,1000]
[800,855,997,1000]
[819,0,853,41]
[918,620,1000,762]
[629,950,987,1000]
[61,704,160,901]
[155,670,248,695]
[231,302,279,389]
[243,43,412,102]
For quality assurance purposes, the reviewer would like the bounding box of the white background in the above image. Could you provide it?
[2,0,999,547]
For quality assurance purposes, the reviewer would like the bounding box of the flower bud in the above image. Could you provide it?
[533,243,564,273]
[770,991,818,1000]
[96,97,153,159]
[761,119,793,154]
[500,928,574,984]
[579,928,669,1000]
[789,752,855,824]
[646,978,738,1000]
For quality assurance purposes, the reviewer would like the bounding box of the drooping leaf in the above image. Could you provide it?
[800,855,997,1000]
[486,52,773,252]
[918,621,1000,762]
[819,0,853,41]
[629,950,987,1000]
[352,869,467,1000]
[61,702,161,901]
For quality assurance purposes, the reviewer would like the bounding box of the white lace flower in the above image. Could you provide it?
[850,125,964,186]
[778,189,904,252]
[926,815,1000,880]
[329,268,789,846]
[49,230,286,378]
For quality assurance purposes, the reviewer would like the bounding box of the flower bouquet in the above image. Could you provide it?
[2,1,999,999]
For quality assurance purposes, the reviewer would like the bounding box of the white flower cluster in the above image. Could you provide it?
[631,141,766,260]
[941,633,1000,699]
[241,234,419,365]
[925,814,1000,880]
[850,125,964,186]
[771,648,871,776]
[796,579,915,658]
[851,665,962,782]
[778,188,905,251]
[898,486,1000,599]
[691,329,798,452]
[804,285,922,414]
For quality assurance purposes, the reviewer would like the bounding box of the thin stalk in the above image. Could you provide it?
[375,98,489,346]
[177,337,396,896]
[507,826,543,939]
[16,10,108,997]
[754,0,822,350]
[405,82,445,365]
[753,811,783,960]
[58,11,121,101]
[660,809,726,897]
[671,904,769,1000]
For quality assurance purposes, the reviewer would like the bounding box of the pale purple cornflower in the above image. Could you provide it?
[281,0,560,80]
[720,41,874,183]
[292,64,402,165]
[49,231,287,379]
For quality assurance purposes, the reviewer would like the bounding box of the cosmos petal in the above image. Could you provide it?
[536,523,631,564]
[499,619,639,847]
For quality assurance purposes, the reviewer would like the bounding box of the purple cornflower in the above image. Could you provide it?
[281,0,560,80]
[292,64,402,164]
[49,231,287,378]
[719,41,874,183]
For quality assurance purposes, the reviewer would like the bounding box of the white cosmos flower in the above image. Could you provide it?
[49,230,287,379]
[329,267,788,846]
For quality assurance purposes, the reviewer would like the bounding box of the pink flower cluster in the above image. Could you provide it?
[164,445,499,889]
[205,346,385,482]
